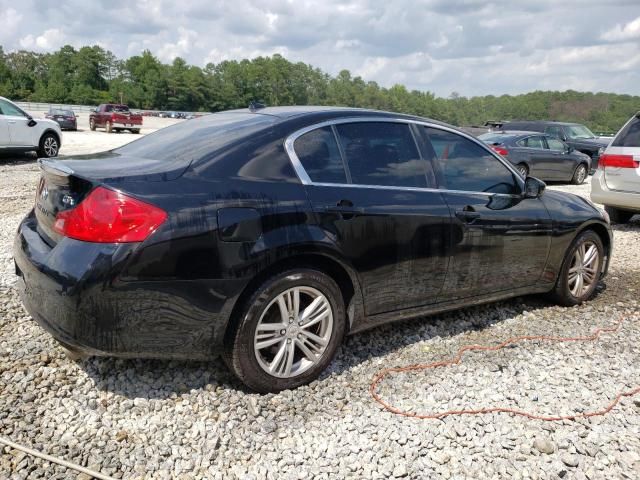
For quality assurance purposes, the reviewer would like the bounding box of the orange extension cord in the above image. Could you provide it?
[370,314,640,421]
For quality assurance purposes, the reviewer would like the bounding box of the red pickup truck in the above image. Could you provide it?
[89,104,143,134]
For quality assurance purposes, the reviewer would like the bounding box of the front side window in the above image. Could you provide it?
[0,99,26,117]
[425,127,519,195]
[547,138,566,152]
[335,122,428,188]
[294,127,347,184]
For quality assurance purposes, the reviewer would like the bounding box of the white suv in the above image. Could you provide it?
[591,112,640,223]
[0,96,62,158]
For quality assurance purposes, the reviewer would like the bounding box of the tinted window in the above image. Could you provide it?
[335,122,428,188]
[479,133,515,143]
[525,136,546,149]
[547,138,565,152]
[425,127,519,195]
[294,127,347,184]
[115,112,277,164]
[613,116,640,147]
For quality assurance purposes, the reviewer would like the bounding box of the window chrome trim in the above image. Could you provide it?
[283,116,526,195]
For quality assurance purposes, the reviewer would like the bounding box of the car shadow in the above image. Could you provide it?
[78,293,563,400]
[0,152,37,164]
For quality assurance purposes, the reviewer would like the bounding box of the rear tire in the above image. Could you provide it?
[223,269,345,393]
[130,129,140,134]
[105,121,113,134]
[571,163,588,185]
[89,118,96,131]
[37,133,59,158]
[605,206,634,224]
[551,230,603,306]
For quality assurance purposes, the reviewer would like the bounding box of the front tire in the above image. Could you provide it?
[605,206,634,224]
[551,230,603,306]
[37,133,59,158]
[223,269,346,393]
[571,163,588,185]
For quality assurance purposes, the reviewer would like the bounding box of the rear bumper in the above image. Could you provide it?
[13,213,243,360]
[591,170,640,212]
[113,121,141,128]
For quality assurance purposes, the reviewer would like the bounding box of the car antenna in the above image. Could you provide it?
[249,101,266,112]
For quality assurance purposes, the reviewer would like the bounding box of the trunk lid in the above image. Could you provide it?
[34,154,190,245]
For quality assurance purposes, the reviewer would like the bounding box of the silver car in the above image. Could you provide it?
[591,112,640,223]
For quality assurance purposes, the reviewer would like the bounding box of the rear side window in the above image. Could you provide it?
[425,127,519,195]
[612,116,640,147]
[294,127,347,184]
[335,122,428,188]
[545,126,564,139]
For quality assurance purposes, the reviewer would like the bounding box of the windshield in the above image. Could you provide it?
[113,112,277,164]
[565,125,596,139]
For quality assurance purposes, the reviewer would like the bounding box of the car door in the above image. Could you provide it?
[288,120,452,315]
[545,136,576,180]
[0,99,35,147]
[421,126,552,301]
[515,135,550,179]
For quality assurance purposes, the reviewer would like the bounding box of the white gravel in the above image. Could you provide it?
[1,134,639,480]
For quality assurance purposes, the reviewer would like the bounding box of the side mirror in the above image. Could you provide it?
[524,176,546,199]
[26,115,37,127]
[565,145,574,154]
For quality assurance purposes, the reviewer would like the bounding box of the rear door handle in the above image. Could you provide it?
[8,121,16,124]
[455,208,480,222]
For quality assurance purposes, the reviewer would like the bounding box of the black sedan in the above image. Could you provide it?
[14,107,612,392]
[479,131,592,184]
[45,108,77,131]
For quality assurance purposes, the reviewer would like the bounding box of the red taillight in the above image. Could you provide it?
[491,145,509,156]
[53,186,167,243]
[599,154,639,169]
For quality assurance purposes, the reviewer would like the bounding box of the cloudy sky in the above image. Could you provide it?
[1,0,639,97]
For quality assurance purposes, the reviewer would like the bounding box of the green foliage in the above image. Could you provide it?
[0,44,638,133]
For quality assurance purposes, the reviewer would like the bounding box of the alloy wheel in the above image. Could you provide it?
[567,240,599,297]
[43,137,58,157]
[254,286,333,378]
[576,165,587,184]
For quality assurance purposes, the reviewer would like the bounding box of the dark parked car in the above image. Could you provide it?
[45,108,77,131]
[14,107,612,392]
[479,131,591,184]
[499,121,610,170]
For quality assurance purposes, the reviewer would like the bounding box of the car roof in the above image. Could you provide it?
[210,105,452,128]
[505,120,581,127]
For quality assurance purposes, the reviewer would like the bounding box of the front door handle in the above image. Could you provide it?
[324,200,364,215]
[455,207,480,222]
[8,121,16,124]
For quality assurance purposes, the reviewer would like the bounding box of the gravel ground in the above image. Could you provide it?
[1,139,639,480]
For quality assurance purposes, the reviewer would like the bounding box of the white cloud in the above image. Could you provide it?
[601,16,640,41]
[1,0,639,96]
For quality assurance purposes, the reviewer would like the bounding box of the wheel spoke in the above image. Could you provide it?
[583,245,598,267]
[257,322,286,332]
[300,296,330,326]
[299,330,328,349]
[295,338,318,361]
[255,335,283,350]
[269,341,288,374]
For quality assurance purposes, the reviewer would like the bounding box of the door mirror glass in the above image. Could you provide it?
[524,176,546,198]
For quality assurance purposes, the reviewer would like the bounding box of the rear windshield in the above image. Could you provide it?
[612,116,640,147]
[479,133,514,143]
[113,105,130,113]
[51,109,73,116]
[113,112,277,164]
